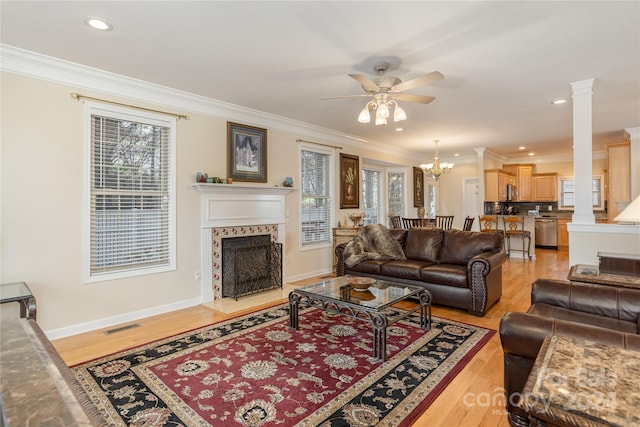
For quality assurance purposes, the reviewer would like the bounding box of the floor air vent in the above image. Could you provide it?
[104,323,141,335]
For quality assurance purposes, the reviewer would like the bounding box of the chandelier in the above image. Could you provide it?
[357,94,407,126]
[420,140,454,180]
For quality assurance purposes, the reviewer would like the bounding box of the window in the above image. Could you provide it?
[559,175,603,210]
[426,180,437,217]
[299,144,334,247]
[387,170,405,225]
[362,168,381,224]
[85,103,176,282]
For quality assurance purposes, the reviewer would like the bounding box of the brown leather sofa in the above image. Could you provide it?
[335,228,506,316]
[500,278,640,427]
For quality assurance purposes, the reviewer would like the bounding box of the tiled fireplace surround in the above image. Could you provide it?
[193,184,293,302]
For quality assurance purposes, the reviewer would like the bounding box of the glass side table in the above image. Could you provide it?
[0,282,37,320]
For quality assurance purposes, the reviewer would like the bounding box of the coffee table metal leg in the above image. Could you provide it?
[371,313,388,361]
[288,292,300,329]
[418,290,432,329]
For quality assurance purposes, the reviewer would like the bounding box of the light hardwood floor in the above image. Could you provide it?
[53,248,571,426]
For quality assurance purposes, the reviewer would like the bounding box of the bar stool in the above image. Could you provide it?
[479,215,505,249]
[503,216,532,260]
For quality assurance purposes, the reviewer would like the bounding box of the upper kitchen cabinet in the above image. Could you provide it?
[485,169,515,201]
[503,164,534,201]
[532,173,558,201]
[607,142,631,223]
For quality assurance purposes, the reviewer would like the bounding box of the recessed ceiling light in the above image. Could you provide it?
[84,18,113,31]
[552,99,567,105]
[528,152,535,156]
[395,127,403,132]
[454,153,460,157]
[518,146,526,150]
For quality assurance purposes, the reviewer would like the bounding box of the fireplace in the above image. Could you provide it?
[193,184,293,302]
[222,235,283,300]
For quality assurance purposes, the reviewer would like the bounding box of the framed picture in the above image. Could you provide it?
[340,153,359,209]
[227,122,267,182]
[413,166,424,207]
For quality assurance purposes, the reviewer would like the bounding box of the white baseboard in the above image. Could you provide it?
[44,297,202,341]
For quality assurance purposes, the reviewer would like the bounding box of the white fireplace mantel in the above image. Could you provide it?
[192,183,293,302]
[193,183,293,228]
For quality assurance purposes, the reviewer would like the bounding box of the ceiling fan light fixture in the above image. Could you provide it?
[358,105,371,123]
[375,114,387,125]
[377,102,389,119]
[393,103,407,122]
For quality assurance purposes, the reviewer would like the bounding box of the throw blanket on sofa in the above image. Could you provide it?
[343,224,406,268]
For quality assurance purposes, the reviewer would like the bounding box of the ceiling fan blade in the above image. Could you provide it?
[348,73,380,92]
[321,94,371,100]
[394,93,436,104]
[392,71,444,93]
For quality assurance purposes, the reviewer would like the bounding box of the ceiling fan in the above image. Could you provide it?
[325,61,444,125]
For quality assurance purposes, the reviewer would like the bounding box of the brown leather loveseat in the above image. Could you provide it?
[335,228,506,316]
[500,278,640,427]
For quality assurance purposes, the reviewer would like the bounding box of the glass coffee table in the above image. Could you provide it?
[0,282,37,320]
[289,275,431,361]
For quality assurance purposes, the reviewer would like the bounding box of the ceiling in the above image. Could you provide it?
[1,1,639,162]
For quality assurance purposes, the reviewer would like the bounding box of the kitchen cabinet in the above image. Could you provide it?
[503,164,534,201]
[485,169,515,202]
[557,218,569,249]
[532,173,558,201]
[332,227,359,271]
[606,142,631,223]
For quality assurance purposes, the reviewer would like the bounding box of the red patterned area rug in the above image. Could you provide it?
[72,304,494,426]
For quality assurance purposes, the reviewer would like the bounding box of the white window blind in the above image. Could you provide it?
[300,145,334,246]
[387,171,405,222]
[87,104,175,280]
[362,168,381,224]
[559,176,603,210]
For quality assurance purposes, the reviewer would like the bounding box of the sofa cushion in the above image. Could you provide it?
[347,260,389,275]
[439,229,501,265]
[403,228,444,262]
[528,303,638,334]
[420,264,468,288]
[389,229,408,247]
[380,259,434,280]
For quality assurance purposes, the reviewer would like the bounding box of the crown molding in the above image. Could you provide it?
[1,44,422,162]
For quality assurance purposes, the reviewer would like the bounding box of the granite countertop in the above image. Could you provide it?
[0,319,96,426]
[519,335,640,427]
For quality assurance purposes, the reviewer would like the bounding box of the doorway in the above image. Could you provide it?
[463,178,479,230]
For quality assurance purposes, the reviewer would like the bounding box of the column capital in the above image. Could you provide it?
[571,78,595,96]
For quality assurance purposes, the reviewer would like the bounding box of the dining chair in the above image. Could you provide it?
[503,216,532,260]
[389,215,402,229]
[463,216,475,231]
[435,215,454,230]
[402,217,428,229]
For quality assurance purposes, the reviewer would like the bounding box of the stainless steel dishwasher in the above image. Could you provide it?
[535,217,558,248]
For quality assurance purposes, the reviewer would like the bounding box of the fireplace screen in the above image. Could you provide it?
[222,235,283,300]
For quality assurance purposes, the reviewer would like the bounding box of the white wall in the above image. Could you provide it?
[568,223,640,265]
[0,69,418,337]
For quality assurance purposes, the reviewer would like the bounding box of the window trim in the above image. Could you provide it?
[298,142,334,251]
[558,175,604,211]
[362,164,384,225]
[83,102,177,283]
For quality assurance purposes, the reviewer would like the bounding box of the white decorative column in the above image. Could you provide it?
[571,79,595,224]
[625,127,640,199]
[474,147,486,216]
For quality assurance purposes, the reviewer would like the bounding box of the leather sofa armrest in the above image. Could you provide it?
[500,311,640,360]
[335,243,347,276]
[470,250,506,270]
